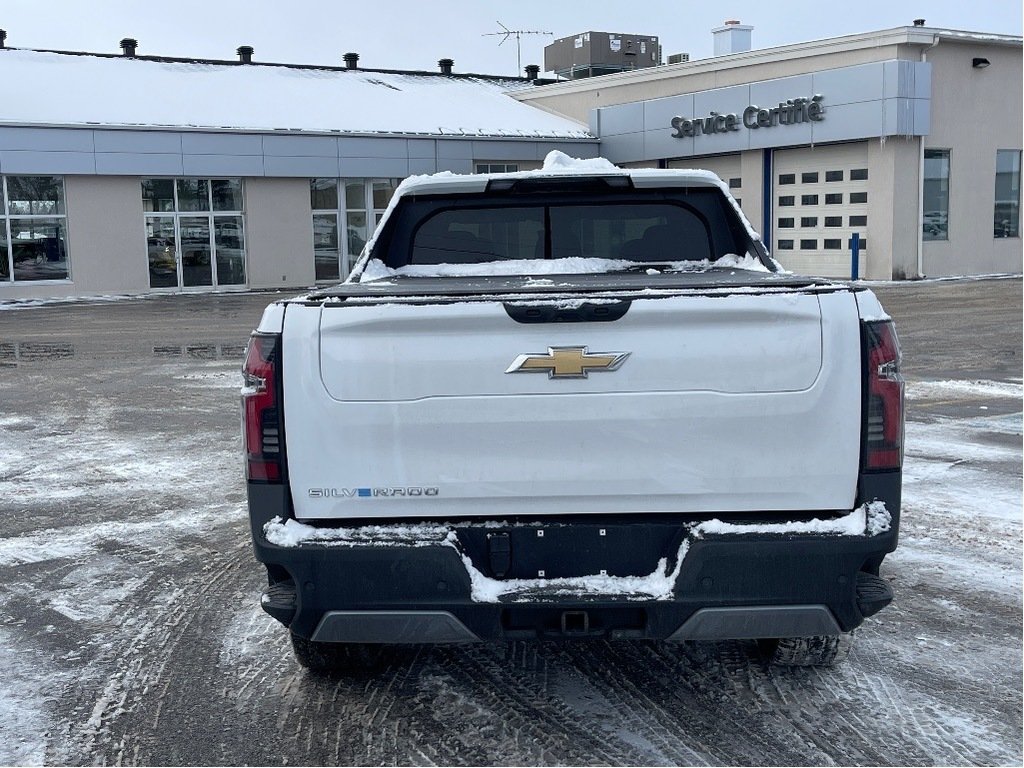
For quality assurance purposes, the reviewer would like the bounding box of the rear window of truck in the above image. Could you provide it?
[410,202,712,265]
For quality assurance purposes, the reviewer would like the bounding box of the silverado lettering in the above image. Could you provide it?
[308,487,440,498]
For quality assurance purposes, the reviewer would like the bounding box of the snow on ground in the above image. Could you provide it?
[0,398,234,505]
[856,273,1022,287]
[0,293,150,311]
[0,338,1020,764]
[898,402,1023,597]
[0,288,279,311]
[903,414,1022,470]
[906,378,1024,401]
[0,629,54,766]
[0,356,247,764]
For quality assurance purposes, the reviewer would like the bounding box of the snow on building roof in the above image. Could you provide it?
[0,49,592,139]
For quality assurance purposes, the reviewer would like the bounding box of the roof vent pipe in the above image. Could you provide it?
[120,38,138,57]
[524,64,540,80]
[237,45,254,63]
[438,58,454,75]
[0,30,7,49]
[343,52,359,69]
[913,18,926,26]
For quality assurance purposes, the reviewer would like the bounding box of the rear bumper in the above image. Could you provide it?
[248,475,900,643]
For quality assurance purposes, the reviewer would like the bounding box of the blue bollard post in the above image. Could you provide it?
[851,233,861,281]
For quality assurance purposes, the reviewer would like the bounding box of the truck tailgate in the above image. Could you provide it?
[283,289,862,520]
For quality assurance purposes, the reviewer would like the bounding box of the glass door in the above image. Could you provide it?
[178,216,213,287]
[146,216,178,288]
[143,178,246,290]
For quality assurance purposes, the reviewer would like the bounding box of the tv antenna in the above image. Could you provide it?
[483,21,553,75]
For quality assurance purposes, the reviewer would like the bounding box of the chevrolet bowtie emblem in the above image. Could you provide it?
[505,346,630,379]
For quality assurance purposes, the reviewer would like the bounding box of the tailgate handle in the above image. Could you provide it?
[488,533,512,578]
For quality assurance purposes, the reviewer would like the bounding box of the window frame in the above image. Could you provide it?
[1,175,72,284]
[923,148,951,242]
[475,163,520,174]
[310,177,403,281]
[994,149,1021,239]
[141,177,247,290]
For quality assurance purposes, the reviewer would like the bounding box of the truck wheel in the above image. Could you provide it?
[289,631,386,675]
[761,633,854,667]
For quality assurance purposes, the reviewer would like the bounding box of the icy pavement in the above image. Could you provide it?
[0,284,1020,766]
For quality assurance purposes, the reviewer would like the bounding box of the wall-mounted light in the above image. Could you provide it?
[972,57,991,69]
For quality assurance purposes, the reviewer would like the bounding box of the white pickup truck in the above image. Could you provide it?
[243,153,903,673]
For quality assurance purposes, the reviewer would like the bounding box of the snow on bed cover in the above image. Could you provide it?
[348,151,761,280]
[264,502,889,602]
[0,49,590,138]
[358,253,768,281]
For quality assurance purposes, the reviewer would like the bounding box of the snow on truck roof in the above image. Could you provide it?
[0,48,592,139]
[392,152,729,196]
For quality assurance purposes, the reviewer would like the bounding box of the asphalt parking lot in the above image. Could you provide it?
[0,276,1021,766]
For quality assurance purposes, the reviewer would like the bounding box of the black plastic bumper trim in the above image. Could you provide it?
[665,605,842,641]
[311,610,481,644]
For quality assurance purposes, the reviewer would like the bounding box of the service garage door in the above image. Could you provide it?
[773,142,869,278]
[669,154,744,209]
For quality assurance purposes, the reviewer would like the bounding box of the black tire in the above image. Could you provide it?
[761,632,854,667]
[289,631,388,676]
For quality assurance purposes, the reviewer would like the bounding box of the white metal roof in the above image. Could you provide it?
[0,49,592,139]
[514,25,1022,100]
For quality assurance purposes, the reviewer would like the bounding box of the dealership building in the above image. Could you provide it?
[0,22,1019,301]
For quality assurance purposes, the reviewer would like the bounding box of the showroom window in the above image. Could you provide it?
[310,178,401,281]
[0,176,70,283]
[994,150,1021,238]
[923,149,950,241]
[142,178,246,289]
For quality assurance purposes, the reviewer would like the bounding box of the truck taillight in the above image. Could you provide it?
[862,320,904,471]
[242,332,283,483]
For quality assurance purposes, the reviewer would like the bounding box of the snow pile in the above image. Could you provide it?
[263,516,451,547]
[457,541,690,603]
[864,500,892,536]
[714,253,771,273]
[540,151,619,172]
[694,501,891,538]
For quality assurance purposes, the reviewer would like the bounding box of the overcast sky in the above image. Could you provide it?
[2,0,1020,76]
